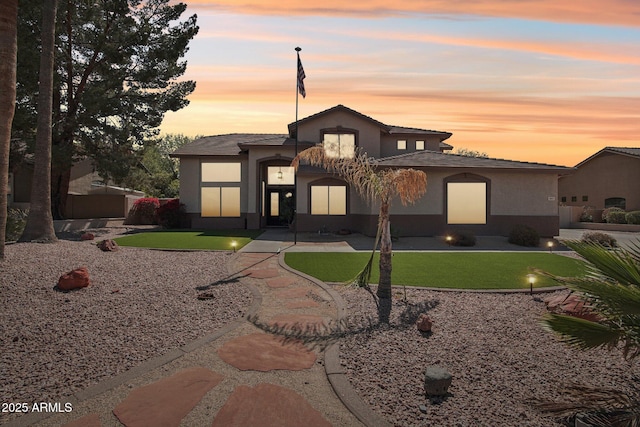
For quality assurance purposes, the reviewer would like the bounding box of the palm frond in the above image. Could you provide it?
[563,240,640,286]
[541,313,624,351]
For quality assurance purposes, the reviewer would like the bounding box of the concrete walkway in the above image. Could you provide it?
[12,250,378,427]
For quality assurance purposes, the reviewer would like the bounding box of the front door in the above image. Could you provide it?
[266,188,295,226]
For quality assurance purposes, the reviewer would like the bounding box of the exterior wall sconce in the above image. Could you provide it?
[526,273,536,295]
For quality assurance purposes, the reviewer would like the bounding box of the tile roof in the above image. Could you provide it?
[388,125,452,140]
[377,150,571,171]
[171,134,289,157]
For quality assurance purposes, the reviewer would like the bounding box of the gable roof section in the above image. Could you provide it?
[287,104,452,140]
[377,150,571,172]
[171,134,288,157]
[575,146,640,168]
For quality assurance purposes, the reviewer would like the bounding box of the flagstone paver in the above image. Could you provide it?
[211,383,332,427]
[265,276,297,288]
[61,413,101,427]
[246,268,280,279]
[269,313,329,330]
[217,333,316,371]
[275,287,317,299]
[285,299,320,309]
[113,367,224,427]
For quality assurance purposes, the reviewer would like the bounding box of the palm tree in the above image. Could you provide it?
[292,145,427,321]
[0,0,19,260]
[535,239,640,425]
[20,0,58,242]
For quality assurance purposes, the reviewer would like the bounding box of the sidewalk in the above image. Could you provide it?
[11,250,377,427]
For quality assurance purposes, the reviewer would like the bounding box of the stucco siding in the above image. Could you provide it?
[297,110,382,157]
[179,157,200,213]
[489,171,558,216]
[558,152,640,210]
[380,134,443,158]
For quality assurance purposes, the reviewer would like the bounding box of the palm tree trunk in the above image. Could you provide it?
[20,0,58,242]
[377,200,392,299]
[0,0,19,259]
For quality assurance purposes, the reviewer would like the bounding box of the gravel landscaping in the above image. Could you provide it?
[0,235,252,416]
[337,286,639,427]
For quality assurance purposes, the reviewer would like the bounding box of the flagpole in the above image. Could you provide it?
[294,46,301,245]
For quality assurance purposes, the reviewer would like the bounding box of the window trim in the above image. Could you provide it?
[397,139,407,150]
[416,140,425,150]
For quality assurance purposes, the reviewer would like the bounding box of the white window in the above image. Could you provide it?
[447,182,486,224]
[397,140,407,150]
[311,185,346,215]
[416,140,425,150]
[202,187,240,217]
[323,133,355,159]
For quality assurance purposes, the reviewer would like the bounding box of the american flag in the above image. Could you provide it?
[297,54,306,98]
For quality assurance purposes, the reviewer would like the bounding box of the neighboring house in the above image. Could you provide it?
[558,147,640,211]
[10,158,144,218]
[172,104,570,237]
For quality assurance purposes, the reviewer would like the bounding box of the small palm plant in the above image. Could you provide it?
[535,239,640,426]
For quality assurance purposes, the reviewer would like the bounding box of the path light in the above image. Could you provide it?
[446,235,452,247]
[526,273,536,295]
[231,241,237,252]
[547,241,554,253]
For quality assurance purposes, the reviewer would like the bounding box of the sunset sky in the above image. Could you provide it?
[160,0,640,166]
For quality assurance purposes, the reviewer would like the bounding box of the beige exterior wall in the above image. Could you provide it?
[489,171,558,216]
[558,152,640,211]
[178,157,201,213]
[297,110,382,157]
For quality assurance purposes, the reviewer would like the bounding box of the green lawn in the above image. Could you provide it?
[284,252,587,290]
[114,229,263,251]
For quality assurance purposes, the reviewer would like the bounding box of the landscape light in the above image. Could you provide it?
[446,235,452,247]
[547,241,554,253]
[231,241,237,252]
[526,273,536,295]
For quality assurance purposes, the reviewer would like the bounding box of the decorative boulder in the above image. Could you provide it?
[416,314,432,332]
[97,239,119,252]
[424,366,452,397]
[80,232,95,241]
[58,267,90,291]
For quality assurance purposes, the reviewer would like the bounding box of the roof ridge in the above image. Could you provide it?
[377,149,569,168]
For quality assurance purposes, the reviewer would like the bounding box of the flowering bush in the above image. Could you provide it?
[129,197,160,224]
[156,199,186,229]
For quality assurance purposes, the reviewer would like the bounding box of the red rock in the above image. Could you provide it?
[217,333,316,371]
[97,239,119,252]
[212,383,331,427]
[416,314,433,332]
[113,367,223,427]
[58,267,90,291]
[80,232,95,241]
[545,292,601,322]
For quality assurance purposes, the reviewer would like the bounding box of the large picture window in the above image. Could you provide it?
[311,185,347,215]
[323,133,355,159]
[202,187,240,217]
[447,182,486,224]
[201,162,241,217]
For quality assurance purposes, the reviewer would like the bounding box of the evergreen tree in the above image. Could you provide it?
[13,0,198,218]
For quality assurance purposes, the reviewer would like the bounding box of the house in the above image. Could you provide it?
[558,147,640,211]
[172,104,570,237]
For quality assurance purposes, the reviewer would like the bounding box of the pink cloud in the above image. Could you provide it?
[184,0,640,27]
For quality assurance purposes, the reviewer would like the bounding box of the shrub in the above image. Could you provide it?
[449,230,476,247]
[625,211,640,225]
[128,197,160,224]
[5,208,28,241]
[578,207,593,222]
[602,207,626,224]
[581,231,617,248]
[156,199,186,229]
[508,224,540,247]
